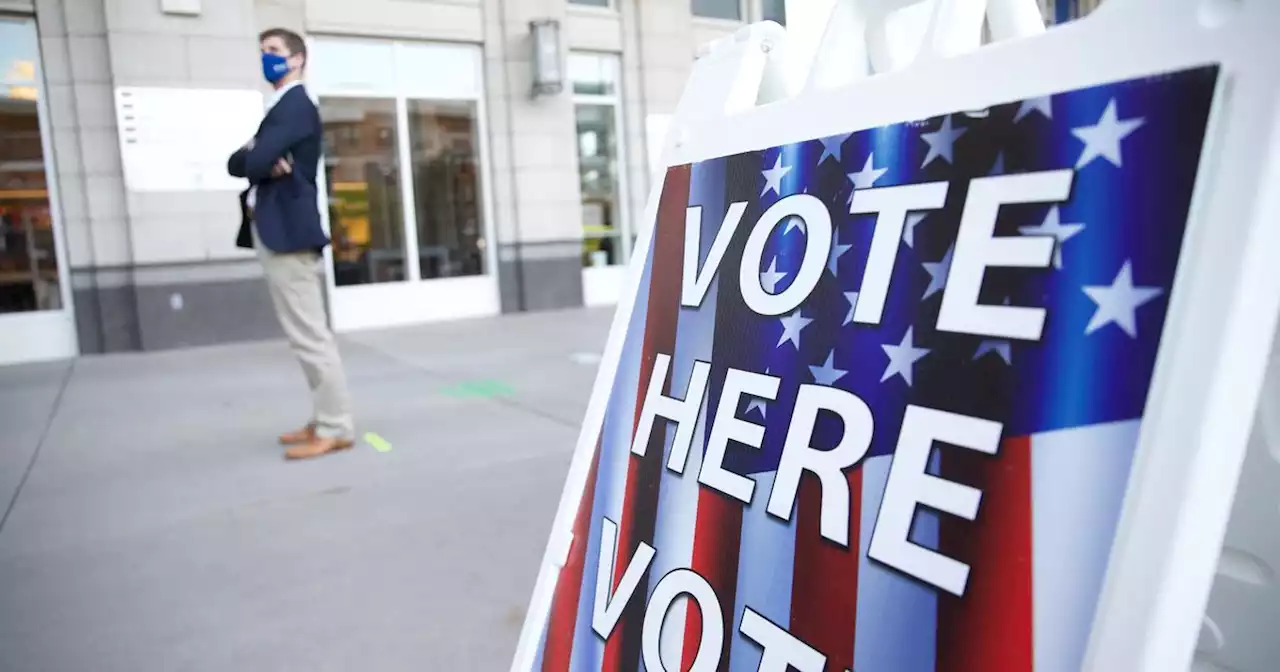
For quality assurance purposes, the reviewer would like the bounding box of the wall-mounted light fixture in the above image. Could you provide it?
[530,19,564,97]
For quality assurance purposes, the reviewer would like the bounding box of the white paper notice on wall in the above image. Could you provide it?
[114,87,263,192]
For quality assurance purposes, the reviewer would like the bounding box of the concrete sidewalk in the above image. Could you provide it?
[0,307,613,671]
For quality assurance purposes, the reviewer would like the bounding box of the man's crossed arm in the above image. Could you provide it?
[227,112,315,181]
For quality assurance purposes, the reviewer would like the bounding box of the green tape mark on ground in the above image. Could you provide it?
[440,379,515,399]
[364,432,393,453]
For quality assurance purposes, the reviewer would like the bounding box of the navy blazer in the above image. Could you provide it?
[227,85,329,254]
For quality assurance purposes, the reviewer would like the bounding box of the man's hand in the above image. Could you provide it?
[270,157,293,178]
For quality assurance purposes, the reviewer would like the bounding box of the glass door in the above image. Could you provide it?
[309,38,497,332]
[0,16,77,365]
[569,52,632,307]
[321,96,407,287]
[405,99,486,281]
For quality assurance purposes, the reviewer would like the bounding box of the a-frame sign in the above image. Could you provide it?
[514,0,1280,670]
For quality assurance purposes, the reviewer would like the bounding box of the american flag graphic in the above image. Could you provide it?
[534,65,1218,671]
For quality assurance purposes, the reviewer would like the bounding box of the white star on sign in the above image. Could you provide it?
[818,133,851,164]
[974,339,1012,364]
[1019,206,1085,270]
[745,367,771,418]
[783,215,806,235]
[902,212,928,248]
[921,244,954,300]
[809,350,848,386]
[1014,96,1053,123]
[1082,260,1164,337]
[843,291,860,326]
[848,152,888,190]
[828,234,852,276]
[881,326,930,386]
[1071,98,1145,169]
[761,154,792,197]
[777,309,813,349]
[760,256,787,294]
[921,115,967,168]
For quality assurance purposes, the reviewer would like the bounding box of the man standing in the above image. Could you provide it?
[228,28,355,460]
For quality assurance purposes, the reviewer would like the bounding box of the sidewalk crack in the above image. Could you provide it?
[0,360,76,538]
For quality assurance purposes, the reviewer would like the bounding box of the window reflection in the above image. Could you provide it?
[568,53,618,97]
[692,0,742,21]
[0,18,60,314]
[320,97,407,287]
[576,102,621,268]
[406,100,485,279]
[762,0,786,25]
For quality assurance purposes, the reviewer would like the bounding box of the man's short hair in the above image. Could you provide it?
[259,28,307,66]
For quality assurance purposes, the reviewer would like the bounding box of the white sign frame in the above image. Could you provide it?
[512,1,1280,670]
[113,86,263,192]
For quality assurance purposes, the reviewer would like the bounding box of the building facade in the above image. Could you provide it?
[0,0,1090,365]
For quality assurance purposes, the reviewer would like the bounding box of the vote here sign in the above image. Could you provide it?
[533,65,1217,672]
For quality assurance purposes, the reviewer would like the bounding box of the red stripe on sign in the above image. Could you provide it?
[541,447,603,672]
[790,469,862,670]
[683,488,744,670]
[601,164,690,672]
[936,435,1034,672]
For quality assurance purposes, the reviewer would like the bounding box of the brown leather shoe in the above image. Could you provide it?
[284,436,354,461]
[278,424,317,445]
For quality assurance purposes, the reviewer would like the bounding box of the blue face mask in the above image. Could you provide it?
[261,52,291,83]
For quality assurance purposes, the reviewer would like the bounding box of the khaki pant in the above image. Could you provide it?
[253,226,354,440]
